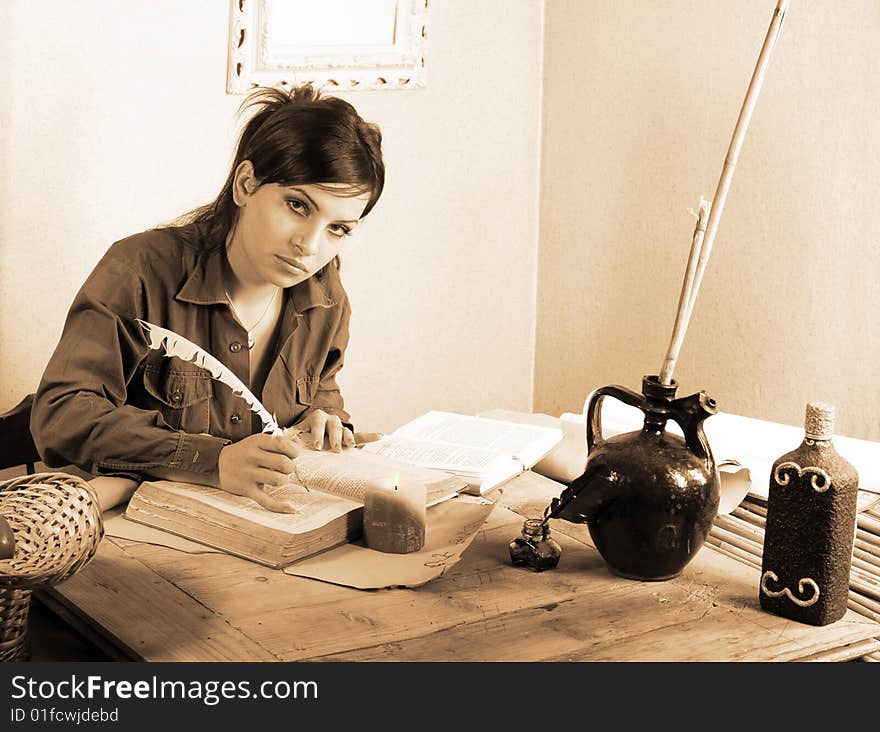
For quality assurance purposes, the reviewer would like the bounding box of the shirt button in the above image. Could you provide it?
[170,390,183,404]
[230,341,242,353]
[230,413,242,425]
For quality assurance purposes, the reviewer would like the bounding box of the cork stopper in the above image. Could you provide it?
[804,402,835,441]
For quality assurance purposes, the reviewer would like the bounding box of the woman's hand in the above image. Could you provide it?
[294,409,355,452]
[217,433,303,512]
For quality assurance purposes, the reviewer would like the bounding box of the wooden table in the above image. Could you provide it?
[44,472,880,662]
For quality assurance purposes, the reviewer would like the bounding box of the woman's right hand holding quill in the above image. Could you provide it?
[218,433,304,513]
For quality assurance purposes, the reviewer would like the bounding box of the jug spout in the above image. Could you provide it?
[670,391,718,466]
[548,465,615,523]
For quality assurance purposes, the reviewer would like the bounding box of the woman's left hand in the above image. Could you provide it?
[293,409,355,452]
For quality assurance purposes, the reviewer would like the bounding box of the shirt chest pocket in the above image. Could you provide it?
[143,369,213,434]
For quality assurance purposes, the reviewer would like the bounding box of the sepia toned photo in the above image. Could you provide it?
[1,0,879,687]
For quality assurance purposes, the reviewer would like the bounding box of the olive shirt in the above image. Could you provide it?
[30,223,352,480]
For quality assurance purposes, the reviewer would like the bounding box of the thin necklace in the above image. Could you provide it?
[225,287,279,350]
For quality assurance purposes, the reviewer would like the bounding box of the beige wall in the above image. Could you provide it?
[536,0,880,441]
[10,1,873,447]
[0,1,544,434]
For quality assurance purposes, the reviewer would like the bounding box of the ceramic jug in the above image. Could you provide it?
[547,375,720,580]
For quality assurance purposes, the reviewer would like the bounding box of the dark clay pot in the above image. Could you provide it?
[548,376,720,581]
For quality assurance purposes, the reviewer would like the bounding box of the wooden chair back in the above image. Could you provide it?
[0,395,42,475]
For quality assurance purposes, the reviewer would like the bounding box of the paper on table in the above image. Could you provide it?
[284,494,495,589]
[716,460,752,515]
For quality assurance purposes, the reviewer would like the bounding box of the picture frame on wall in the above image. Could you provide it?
[227,0,429,93]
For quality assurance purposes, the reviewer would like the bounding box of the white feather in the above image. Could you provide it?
[136,319,281,435]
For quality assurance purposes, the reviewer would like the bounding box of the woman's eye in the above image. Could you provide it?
[328,224,352,239]
[286,198,308,216]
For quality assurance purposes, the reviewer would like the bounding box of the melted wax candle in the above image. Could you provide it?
[363,474,426,554]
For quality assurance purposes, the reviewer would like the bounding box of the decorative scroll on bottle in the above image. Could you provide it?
[760,402,859,626]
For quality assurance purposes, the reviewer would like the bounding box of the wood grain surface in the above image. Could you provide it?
[48,471,880,661]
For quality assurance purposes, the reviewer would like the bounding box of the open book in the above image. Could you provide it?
[124,448,466,569]
[360,411,563,495]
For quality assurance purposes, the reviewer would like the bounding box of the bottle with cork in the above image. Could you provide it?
[759,401,858,626]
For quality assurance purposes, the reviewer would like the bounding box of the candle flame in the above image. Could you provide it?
[393,471,400,490]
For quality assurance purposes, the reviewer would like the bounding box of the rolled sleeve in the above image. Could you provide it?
[170,431,231,474]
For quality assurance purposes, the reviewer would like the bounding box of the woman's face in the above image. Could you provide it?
[230,172,370,288]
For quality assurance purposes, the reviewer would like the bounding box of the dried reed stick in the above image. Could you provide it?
[850,572,880,604]
[857,512,880,536]
[704,535,761,569]
[659,198,710,384]
[849,588,880,616]
[709,524,764,556]
[732,506,765,525]
[854,539,880,563]
[852,554,880,577]
[714,514,764,541]
[658,0,791,385]
[742,500,768,517]
[856,531,880,552]
[848,596,880,623]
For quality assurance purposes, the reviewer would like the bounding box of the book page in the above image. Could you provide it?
[388,411,562,466]
[128,449,463,542]
[362,436,511,473]
[134,481,358,534]
[292,448,465,506]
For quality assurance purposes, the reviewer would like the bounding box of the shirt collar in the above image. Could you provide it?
[174,241,228,306]
[174,226,339,313]
[289,267,338,314]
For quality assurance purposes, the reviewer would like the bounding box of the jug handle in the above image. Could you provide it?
[586,385,645,451]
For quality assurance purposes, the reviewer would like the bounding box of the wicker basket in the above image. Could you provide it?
[0,472,104,661]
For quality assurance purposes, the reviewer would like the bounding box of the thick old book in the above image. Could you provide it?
[124,448,466,568]
[360,411,563,495]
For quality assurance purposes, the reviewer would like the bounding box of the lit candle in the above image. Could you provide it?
[363,472,427,554]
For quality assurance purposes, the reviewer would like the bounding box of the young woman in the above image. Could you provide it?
[31,84,385,512]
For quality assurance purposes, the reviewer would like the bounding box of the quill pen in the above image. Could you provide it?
[136,319,282,435]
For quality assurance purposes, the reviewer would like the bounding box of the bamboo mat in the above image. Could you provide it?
[708,493,880,662]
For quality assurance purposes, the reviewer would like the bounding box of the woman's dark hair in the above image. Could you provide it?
[173,83,384,249]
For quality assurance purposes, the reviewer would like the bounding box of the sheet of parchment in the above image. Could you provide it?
[284,494,495,589]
